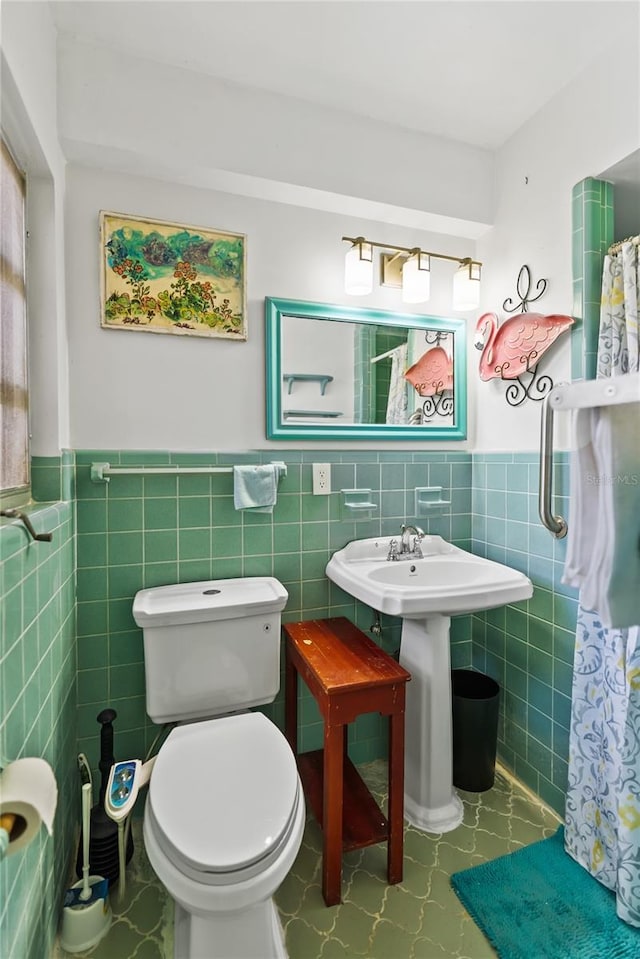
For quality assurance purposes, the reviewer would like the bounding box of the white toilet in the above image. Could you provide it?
[132,577,305,959]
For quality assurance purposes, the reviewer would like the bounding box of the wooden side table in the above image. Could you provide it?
[283,616,411,906]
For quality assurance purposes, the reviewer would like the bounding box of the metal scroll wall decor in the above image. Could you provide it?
[474,265,574,407]
[405,330,455,422]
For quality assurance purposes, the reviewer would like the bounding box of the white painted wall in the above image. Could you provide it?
[281,316,355,423]
[65,164,476,450]
[1,1,70,456]
[473,30,639,451]
[6,13,638,457]
[57,38,494,236]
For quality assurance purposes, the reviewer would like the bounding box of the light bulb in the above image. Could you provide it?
[402,252,430,304]
[452,262,481,311]
[344,241,373,295]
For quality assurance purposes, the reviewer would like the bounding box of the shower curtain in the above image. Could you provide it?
[385,342,409,424]
[564,239,640,926]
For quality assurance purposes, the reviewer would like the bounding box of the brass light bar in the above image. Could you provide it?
[342,235,481,272]
[342,235,482,309]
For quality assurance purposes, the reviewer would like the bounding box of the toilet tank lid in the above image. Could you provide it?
[133,577,288,627]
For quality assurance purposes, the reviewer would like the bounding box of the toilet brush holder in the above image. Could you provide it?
[59,879,112,953]
[62,780,112,953]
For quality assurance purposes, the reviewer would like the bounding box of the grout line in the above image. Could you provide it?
[495,762,562,824]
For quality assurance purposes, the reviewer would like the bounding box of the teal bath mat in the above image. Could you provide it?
[451,827,640,959]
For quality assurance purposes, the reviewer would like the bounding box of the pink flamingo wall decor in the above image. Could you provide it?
[404,346,454,419]
[474,311,574,405]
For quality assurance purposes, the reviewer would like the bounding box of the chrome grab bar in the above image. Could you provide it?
[538,373,640,539]
[538,394,568,539]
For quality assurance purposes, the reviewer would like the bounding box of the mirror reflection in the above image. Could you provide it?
[282,316,455,426]
[266,299,467,441]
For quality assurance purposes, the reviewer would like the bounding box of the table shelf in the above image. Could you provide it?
[297,750,388,851]
[284,616,410,905]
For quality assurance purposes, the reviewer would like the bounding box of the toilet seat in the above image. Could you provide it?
[148,712,300,883]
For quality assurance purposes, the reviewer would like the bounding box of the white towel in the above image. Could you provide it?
[563,409,600,586]
[233,465,278,513]
[563,402,640,628]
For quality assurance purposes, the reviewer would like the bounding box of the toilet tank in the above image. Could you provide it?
[132,577,288,723]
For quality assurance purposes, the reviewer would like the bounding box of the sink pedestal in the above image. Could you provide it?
[325,534,533,832]
[399,614,463,833]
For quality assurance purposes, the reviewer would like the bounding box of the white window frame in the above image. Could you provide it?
[0,132,31,508]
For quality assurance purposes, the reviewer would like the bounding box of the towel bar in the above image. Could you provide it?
[91,462,287,483]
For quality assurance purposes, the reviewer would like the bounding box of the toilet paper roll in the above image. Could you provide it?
[0,758,58,856]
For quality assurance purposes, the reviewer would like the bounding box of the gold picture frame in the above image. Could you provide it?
[100,211,247,340]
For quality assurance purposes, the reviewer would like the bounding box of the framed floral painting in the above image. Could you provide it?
[100,211,247,340]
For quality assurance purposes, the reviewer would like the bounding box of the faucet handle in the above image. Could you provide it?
[387,538,399,561]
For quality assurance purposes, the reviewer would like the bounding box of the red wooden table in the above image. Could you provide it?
[284,616,410,906]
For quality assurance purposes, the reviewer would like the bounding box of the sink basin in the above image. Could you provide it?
[326,535,532,617]
[326,535,533,834]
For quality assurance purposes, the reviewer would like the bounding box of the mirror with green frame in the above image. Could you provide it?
[265,297,467,441]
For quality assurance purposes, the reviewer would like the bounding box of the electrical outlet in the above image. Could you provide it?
[312,463,331,495]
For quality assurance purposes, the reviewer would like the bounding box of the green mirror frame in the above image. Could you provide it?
[265,297,467,441]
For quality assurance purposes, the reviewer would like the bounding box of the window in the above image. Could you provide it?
[0,135,30,504]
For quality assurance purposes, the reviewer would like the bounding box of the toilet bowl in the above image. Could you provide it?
[143,714,304,959]
[132,577,305,959]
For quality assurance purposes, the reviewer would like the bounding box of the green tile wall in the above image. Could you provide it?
[571,177,614,380]
[373,327,407,423]
[74,449,473,773]
[30,451,75,505]
[75,447,578,817]
[471,452,576,814]
[353,325,380,424]
[1,441,579,959]
[0,498,76,959]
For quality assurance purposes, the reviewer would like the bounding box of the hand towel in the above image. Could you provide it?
[563,401,640,628]
[233,465,278,513]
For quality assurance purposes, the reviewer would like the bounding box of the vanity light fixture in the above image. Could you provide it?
[342,235,482,311]
[402,250,431,304]
[344,237,374,295]
[452,260,482,311]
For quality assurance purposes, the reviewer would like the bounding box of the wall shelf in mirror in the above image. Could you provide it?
[283,373,334,395]
[284,410,343,419]
[266,297,467,441]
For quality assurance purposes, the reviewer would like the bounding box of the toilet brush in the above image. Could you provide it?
[60,783,112,953]
[75,708,133,885]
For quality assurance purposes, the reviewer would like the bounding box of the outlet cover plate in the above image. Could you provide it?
[312,463,331,495]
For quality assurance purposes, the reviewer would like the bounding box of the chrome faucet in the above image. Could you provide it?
[399,524,424,558]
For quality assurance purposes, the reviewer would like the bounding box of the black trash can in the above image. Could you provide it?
[452,669,500,792]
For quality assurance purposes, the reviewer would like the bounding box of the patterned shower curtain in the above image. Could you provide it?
[564,240,640,926]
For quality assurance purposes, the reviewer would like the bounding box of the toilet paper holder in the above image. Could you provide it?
[0,757,58,861]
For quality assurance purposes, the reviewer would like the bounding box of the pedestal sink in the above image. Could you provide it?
[326,535,533,833]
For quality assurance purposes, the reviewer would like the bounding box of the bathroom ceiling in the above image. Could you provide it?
[49,0,637,150]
